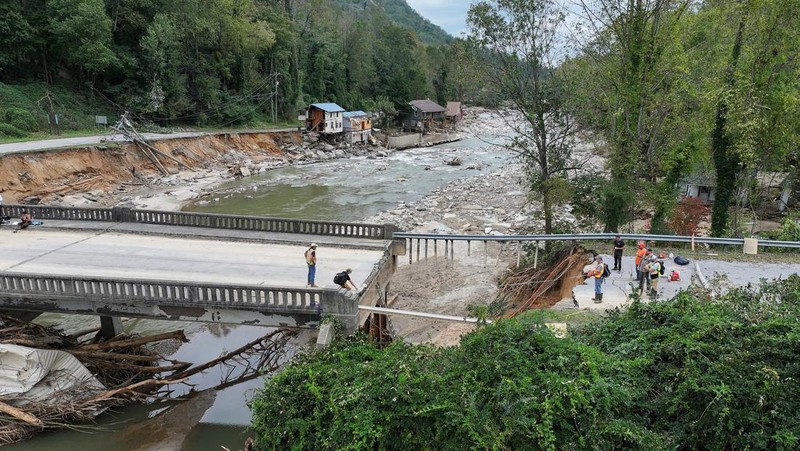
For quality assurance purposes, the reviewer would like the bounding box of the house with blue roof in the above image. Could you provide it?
[343,111,372,144]
[306,103,345,134]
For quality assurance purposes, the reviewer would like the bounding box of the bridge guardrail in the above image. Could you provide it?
[393,231,800,264]
[0,273,335,312]
[393,232,800,248]
[2,204,395,239]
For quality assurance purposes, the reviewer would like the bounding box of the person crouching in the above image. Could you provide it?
[333,269,357,291]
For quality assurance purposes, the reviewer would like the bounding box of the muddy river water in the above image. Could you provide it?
[9,137,511,450]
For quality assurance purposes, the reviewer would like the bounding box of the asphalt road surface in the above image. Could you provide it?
[0,132,206,156]
[0,227,384,289]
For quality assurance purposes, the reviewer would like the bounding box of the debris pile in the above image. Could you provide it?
[0,313,295,445]
[499,244,588,317]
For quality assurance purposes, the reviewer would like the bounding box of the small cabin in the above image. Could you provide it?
[306,103,345,134]
[445,101,463,126]
[343,111,372,144]
[404,99,446,133]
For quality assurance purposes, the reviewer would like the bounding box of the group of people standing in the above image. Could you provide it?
[587,236,664,303]
[304,243,358,291]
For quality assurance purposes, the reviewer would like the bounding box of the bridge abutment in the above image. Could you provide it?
[100,315,124,338]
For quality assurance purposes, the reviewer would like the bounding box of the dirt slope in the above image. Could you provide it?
[0,132,297,204]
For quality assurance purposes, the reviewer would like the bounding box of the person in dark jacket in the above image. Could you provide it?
[333,269,357,291]
[612,235,625,272]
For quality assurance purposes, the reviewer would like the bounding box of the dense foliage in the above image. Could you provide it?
[0,0,462,131]
[1,0,797,231]
[251,277,800,449]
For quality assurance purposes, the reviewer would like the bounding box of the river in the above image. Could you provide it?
[8,136,511,450]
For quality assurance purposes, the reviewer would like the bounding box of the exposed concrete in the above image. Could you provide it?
[99,315,124,338]
[564,255,698,310]
[0,218,397,332]
[316,322,335,348]
[561,254,800,311]
[743,238,758,255]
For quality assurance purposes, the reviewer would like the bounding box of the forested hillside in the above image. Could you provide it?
[0,0,797,238]
[0,0,461,135]
[335,0,453,45]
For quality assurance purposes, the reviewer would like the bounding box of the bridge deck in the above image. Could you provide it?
[0,221,387,289]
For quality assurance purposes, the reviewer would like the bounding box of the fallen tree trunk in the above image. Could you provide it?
[0,401,42,427]
[77,330,188,351]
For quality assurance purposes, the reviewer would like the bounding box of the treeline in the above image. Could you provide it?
[0,0,473,130]
[463,0,799,237]
[559,0,800,236]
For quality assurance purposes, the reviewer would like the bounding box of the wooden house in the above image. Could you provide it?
[306,103,345,134]
[343,111,372,144]
[445,101,463,126]
[681,174,716,203]
[405,99,446,133]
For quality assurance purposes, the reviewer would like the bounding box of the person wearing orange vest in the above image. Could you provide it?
[588,255,605,303]
[634,241,647,282]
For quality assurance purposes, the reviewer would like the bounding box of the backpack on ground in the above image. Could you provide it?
[333,272,347,286]
[674,256,690,266]
[602,263,611,278]
[658,261,666,276]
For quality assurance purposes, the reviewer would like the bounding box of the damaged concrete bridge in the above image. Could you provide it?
[0,205,404,337]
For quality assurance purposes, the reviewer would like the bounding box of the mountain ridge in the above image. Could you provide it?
[335,0,454,45]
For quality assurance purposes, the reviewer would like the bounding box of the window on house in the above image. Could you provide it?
[698,186,712,202]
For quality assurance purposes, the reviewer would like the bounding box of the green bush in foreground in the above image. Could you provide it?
[250,277,800,450]
[0,122,27,137]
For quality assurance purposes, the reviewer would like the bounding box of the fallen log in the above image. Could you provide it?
[77,330,188,351]
[67,350,163,362]
[0,401,42,427]
[86,359,192,374]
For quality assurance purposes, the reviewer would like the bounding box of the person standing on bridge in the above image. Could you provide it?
[305,243,318,288]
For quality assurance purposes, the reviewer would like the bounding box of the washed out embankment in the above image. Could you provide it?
[0,132,298,207]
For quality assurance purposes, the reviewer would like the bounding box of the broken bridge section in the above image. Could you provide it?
[0,205,402,334]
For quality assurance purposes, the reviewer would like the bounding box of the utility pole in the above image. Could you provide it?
[273,73,280,124]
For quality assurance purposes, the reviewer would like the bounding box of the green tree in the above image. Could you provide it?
[707,0,800,236]
[573,0,693,232]
[467,0,581,235]
[140,13,188,116]
[0,2,37,76]
[47,0,119,80]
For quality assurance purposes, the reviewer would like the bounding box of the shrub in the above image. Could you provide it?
[250,314,658,451]
[250,279,800,450]
[668,196,709,235]
[0,122,27,137]
[3,107,37,132]
[762,216,800,251]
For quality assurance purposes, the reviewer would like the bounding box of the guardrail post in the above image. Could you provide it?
[743,238,758,255]
[534,241,539,269]
[111,206,132,222]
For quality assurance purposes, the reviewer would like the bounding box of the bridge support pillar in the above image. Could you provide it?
[99,315,124,338]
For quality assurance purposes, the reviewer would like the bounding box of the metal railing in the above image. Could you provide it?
[2,204,394,239]
[394,231,800,248]
[393,232,800,265]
